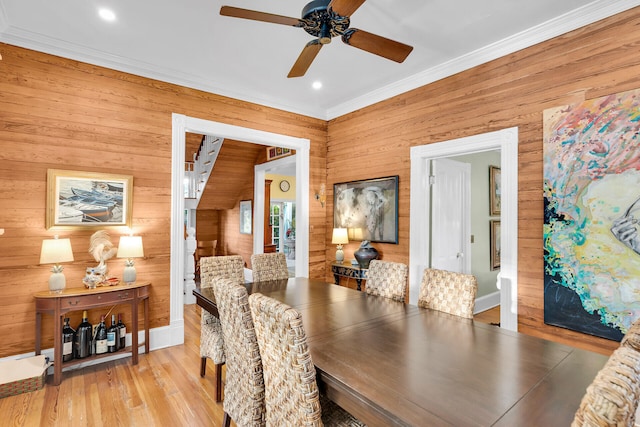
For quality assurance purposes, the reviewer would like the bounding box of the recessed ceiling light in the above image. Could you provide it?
[99,8,116,22]
[312,81,322,90]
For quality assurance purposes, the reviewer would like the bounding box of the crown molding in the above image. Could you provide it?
[1,0,638,121]
[0,26,326,119]
[326,0,640,120]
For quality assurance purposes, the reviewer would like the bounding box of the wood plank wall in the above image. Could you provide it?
[0,43,327,358]
[326,7,640,355]
[1,6,638,358]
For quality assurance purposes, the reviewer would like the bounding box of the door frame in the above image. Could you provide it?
[254,153,307,278]
[409,127,518,331]
[169,113,310,347]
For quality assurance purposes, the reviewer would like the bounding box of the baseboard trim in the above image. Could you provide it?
[474,291,500,314]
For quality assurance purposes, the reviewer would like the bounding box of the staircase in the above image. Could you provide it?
[185,135,223,209]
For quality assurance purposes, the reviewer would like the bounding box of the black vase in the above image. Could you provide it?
[354,242,379,269]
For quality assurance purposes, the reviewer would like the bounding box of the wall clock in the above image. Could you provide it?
[279,180,290,192]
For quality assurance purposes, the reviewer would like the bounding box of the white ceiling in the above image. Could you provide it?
[0,0,637,120]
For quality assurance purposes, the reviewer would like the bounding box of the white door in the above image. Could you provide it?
[430,158,471,273]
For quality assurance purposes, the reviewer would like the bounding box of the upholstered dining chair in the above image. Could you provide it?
[365,260,409,302]
[248,293,366,426]
[199,255,245,402]
[212,278,265,427]
[572,345,640,426]
[250,252,289,282]
[418,268,478,319]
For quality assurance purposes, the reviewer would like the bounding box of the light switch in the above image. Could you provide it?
[470,235,474,243]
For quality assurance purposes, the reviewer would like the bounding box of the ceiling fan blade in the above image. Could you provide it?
[342,29,413,63]
[220,6,302,27]
[288,40,323,78]
[328,0,367,17]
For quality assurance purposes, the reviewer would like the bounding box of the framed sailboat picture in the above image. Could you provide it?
[46,169,133,229]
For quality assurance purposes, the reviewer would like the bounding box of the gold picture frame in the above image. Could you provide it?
[490,220,501,271]
[489,165,501,216]
[46,169,133,230]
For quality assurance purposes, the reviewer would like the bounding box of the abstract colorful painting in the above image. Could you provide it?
[543,88,640,341]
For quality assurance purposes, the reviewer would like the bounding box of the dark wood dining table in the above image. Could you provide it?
[193,278,608,427]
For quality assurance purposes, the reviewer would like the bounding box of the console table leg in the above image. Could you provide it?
[53,313,63,386]
[144,296,149,354]
[131,299,139,365]
[356,279,362,292]
[35,312,42,356]
[333,273,340,286]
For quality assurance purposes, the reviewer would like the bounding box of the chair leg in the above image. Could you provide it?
[200,356,207,377]
[215,362,223,402]
[222,412,231,427]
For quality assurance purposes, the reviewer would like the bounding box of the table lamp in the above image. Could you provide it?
[40,235,74,293]
[332,228,349,262]
[117,235,144,284]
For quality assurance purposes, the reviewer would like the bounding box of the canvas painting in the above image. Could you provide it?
[333,176,398,244]
[543,88,640,341]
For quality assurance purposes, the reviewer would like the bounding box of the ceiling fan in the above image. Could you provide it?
[220,0,413,78]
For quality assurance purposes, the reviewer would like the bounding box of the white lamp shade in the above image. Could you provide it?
[331,228,349,245]
[40,237,74,264]
[117,236,144,258]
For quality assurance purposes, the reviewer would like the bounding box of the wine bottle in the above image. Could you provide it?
[94,315,108,355]
[107,314,119,353]
[75,310,92,359]
[117,313,126,350]
[62,318,76,362]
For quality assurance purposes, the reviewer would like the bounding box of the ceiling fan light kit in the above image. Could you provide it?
[220,0,413,78]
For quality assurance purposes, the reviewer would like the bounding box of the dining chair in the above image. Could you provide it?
[572,345,640,426]
[212,278,265,427]
[418,268,478,319]
[199,255,245,402]
[621,318,640,352]
[365,260,409,302]
[250,252,289,282]
[194,239,217,276]
[248,292,366,426]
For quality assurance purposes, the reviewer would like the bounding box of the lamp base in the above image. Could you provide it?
[335,245,345,263]
[123,266,137,284]
[49,272,66,293]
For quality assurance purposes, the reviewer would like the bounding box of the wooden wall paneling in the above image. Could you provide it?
[326,8,640,355]
[0,42,327,359]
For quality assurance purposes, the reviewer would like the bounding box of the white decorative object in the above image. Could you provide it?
[40,236,74,293]
[88,230,117,277]
[332,228,349,262]
[117,235,144,284]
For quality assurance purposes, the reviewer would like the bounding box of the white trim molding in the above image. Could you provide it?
[410,127,518,331]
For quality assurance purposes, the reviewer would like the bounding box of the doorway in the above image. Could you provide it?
[409,127,518,331]
[168,114,310,347]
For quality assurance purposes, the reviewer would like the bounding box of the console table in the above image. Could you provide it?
[331,262,368,291]
[34,282,151,386]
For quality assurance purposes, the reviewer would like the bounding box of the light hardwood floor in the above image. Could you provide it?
[474,306,500,325]
[2,303,501,426]
[0,305,228,427]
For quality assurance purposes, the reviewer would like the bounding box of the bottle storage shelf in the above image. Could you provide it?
[34,282,150,386]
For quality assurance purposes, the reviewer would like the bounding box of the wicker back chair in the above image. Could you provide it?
[621,318,640,352]
[251,253,289,282]
[365,260,409,302]
[199,255,245,401]
[418,268,477,319]
[212,278,265,427]
[572,345,640,426]
[248,293,366,426]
